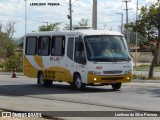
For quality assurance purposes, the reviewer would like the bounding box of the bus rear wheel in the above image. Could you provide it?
[38,72,53,87]
[74,74,86,90]
[111,83,122,90]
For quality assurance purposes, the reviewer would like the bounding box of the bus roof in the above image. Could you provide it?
[25,29,123,36]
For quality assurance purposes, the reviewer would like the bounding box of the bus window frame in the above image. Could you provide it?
[25,36,37,55]
[51,36,65,56]
[38,36,51,56]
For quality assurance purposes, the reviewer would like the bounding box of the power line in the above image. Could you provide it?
[72,0,80,5]
[63,0,80,5]
[63,0,69,5]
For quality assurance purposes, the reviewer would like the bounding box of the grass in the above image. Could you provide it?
[134,64,160,71]
[133,74,160,80]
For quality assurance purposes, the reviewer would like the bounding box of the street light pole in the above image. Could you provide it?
[24,0,27,34]
[116,13,123,33]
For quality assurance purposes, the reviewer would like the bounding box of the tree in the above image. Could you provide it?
[64,18,89,30]
[78,18,88,26]
[19,36,24,49]
[0,21,16,60]
[0,32,15,59]
[5,21,16,39]
[38,22,61,31]
[127,1,160,78]
[4,52,23,72]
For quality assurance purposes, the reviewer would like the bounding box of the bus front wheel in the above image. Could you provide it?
[74,74,86,90]
[111,83,122,90]
[38,72,53,87]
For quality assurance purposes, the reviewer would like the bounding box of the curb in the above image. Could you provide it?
[0,72,24,76]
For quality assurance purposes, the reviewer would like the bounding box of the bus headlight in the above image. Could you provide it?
[88,71,94,74]
[124,70,132,74]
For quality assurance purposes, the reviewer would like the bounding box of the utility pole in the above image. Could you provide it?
[69,0,72,30]
[116,13,123,33]
[122,0,131,44]
[92,0,97,30]
[135,0,139,69]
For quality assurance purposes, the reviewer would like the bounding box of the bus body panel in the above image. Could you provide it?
[23,30,133,86]
[87,61,133,84]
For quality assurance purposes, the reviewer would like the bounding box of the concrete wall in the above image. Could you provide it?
[131,52,153,63]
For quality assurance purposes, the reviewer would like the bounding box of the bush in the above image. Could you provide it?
[0,63,5,71]
[4,52,23,72]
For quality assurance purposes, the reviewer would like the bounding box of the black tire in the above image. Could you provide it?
[38,72,53,87]
[74,74,86,90]
[111,83,122,90]
[69,82,75,88]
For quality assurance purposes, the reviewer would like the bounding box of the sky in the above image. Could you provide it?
[0,0,158,38]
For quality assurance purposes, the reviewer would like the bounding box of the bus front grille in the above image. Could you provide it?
[101,77,124,80]
[103,70,122,74]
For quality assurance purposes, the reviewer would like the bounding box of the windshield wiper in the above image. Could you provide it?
[91,58,116,62]
[114,57,131,62]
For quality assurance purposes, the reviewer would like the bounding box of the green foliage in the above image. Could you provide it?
[6,40,15,58]
[78,18,88,26]
[38,22,61,31]
[0,63,5,71]
[4,52,23,72]
[127,2,160,43]
[18,36,24,49]
[147,45,156,55]
[133,74,160,80]
[0,32,15,59]
[127,1,160,77]
[64,18,89,30]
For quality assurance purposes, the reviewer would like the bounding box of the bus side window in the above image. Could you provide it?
[25,36,37,55]
[38,36,50,56]
[51,37,55,55]
[52,36,65,56]
[74,37,87,64]
[67,37,74,60]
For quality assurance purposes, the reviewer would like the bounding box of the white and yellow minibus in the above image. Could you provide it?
[23,29,133,90]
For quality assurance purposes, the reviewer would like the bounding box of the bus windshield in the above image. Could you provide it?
[84,35,131,62]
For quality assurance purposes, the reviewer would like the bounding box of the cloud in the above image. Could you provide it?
[0,0,152,37]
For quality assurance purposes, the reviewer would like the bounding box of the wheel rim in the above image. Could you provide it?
[75,77,82,89]
[39,73,44,85]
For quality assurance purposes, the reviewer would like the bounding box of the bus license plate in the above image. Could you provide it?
[108,81,116,84]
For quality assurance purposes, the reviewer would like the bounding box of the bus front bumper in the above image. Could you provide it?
[87,73,132,84]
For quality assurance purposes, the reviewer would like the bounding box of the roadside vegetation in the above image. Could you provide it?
[133,74,160,80]
[127,1,160,78]
[0,21,23,72]
[133,65,160,80]
[134,65,160,71]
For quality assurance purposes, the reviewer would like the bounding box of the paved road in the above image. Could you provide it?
[0,75,160,120]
